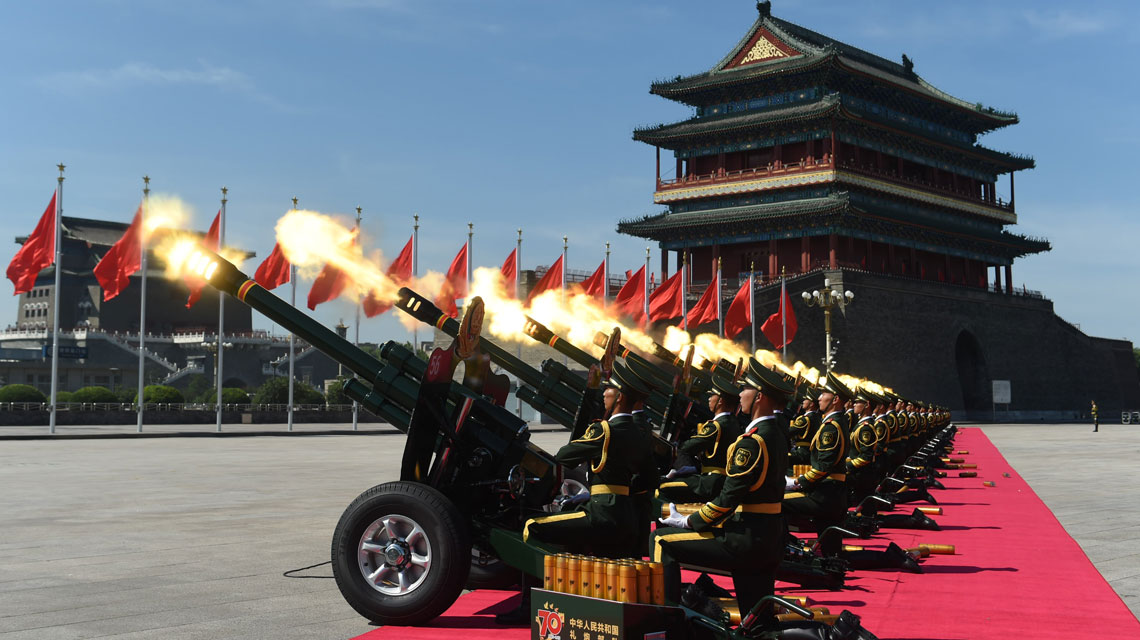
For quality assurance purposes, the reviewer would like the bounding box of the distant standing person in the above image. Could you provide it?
[1091,401,1099,432]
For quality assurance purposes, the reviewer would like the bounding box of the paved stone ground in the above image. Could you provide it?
[0,423,1135,639]
[982,422,1140,616]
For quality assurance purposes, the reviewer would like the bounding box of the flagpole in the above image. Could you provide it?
[412,214,419,355]
[351,207,362,431]
[716,257,722,339]
[48,164,64,434]
[780,266,787,363]
[644,247,650,329]
[467,222,473,294]
[288,197,298,432]
[516,228,523,419]
[750,261,756,354]
[136,176,150,433]
[604,242,610,303]
[216,187,227,432]
[681,251,688,331]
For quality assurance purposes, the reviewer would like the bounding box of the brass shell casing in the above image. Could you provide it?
[579,558,595,597]
[650,562,665,605]
[920,544,956,555]
[917,506,942,515]
[605,562,620,601]
[618,564,637,603]
[958,471,978,478]
[635,562,652,603]
[554,554,568,593]
[565,556,580,596]
[543,555,555,591]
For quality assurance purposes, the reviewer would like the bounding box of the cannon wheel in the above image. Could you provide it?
[331,481,470,625]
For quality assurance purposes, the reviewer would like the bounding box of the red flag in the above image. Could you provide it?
[761,285,798,349]
[7,192,57,295]
[93,206,143,302]
[686,278,719,328]
[648,268,684,322]
[613,265,646,324]
[527,255,564,304]
[500,248,518,298]
[723,276,753,339]
[185,210,221,308]
[435,243,468,318]
[307,260,349,310]
[577,260,605,300]
[364,235,414,317]
[255,242,291,290]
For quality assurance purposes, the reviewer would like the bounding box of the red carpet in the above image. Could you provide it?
[354,428,1139,639]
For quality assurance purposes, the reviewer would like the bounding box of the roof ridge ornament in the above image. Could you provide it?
[757,1,772,17]
[902,53,914,75]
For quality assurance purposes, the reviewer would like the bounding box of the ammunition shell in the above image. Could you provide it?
[650,562,665,605]
[554,554,567,593]
[635,562,651,604]
[842,545,864,552]
[605,562,620,601]
[920,544,955,555]
[906,546,932,558]
[917,506,942,515]
[960,463,977,469]
[618,564,637,603]
[957,450,970,455]
[958,471,977,477]
[983,481,996,487]
[566,556,580,595]
[543,554,555,591]
[579,558,594,597]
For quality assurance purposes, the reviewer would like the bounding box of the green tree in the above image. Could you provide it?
[71,386,119,403]
[56,391,74,402]
[1134,347,1140,377]
[185,374,212,402]
[0,384,48,403]
[220,388,250,404]
[325,376,350,405]
[132,385,185,404]
[252,377,324,405]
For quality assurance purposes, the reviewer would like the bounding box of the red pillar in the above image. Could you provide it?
[661,249,669,280]
[768,238,778,281]
[801,236,810,272]
[1005,264,1013,294]
[828,234,838,270]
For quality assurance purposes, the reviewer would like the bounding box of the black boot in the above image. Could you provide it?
[886,542,922,573]
[494,575,535,626]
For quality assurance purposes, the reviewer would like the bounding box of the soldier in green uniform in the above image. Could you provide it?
[783,372,853,530]
[788,385,821,467]
[523,361,653,558]
[846,386,879,503]
[653,358,793,620]
[657,374,743,503]
[1091,400,1099,432]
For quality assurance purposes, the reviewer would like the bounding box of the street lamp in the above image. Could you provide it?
[800,278,854,375]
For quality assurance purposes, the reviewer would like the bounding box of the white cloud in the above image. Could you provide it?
[1022,9,1111,38]
[39,61,297,112]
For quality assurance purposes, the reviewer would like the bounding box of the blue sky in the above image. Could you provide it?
[2,0,1137,347]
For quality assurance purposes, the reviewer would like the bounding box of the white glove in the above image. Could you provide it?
[665,465,698,479]
[785,476,800,491]
[658,503,691,529]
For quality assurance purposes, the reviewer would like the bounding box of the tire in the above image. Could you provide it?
[331,481,471,625]
[466,543,519,590]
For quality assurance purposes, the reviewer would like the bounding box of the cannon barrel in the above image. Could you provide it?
[394,287,584,422]
[522,316,597,370]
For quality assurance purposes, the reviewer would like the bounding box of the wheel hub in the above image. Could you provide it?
[357,513,433,596]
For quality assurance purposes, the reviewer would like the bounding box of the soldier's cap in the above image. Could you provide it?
[743,357,796,397]
[605,360,652,397]
[821,371,855,401]
[624,354,672,392]
[708,372,741,399]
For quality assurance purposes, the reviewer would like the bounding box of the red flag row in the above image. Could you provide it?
[7,195,786,347]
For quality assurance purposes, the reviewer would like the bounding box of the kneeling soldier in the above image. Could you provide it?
[523,361,653,558]
[654,358,793,621]
[657,374,743,504]
[783,372,853,531]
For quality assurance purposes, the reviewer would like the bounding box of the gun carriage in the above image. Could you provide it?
[188,248,875,639]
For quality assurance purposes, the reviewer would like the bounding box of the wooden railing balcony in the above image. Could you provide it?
[656,155,835,191]
[836,161,1014,213]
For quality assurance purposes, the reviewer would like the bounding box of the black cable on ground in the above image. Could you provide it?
[283,560,333,578]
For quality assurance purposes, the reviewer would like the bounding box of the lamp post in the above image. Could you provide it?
[800,278,854,375]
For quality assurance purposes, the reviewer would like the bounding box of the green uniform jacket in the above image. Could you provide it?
[553,413,646,535]
[686,414,789,531]
[847,416,877,472]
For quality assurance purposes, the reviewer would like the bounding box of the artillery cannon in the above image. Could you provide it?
[187,248,877,639]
